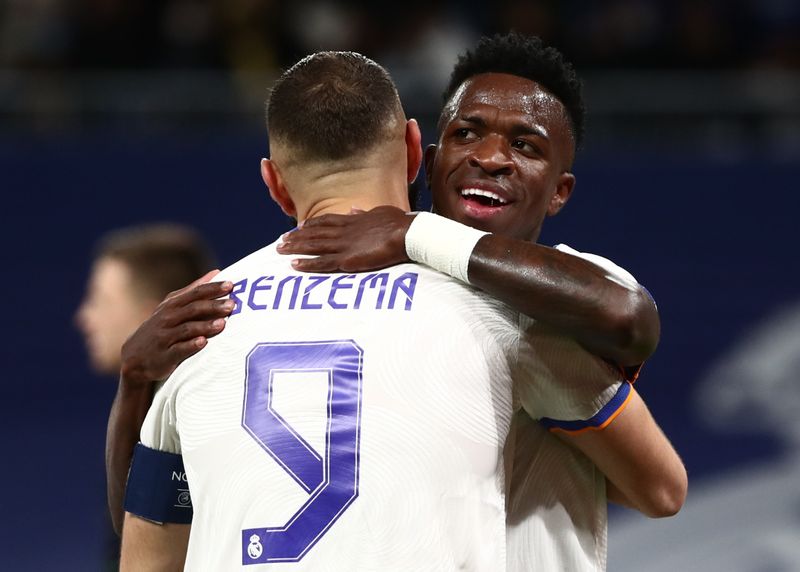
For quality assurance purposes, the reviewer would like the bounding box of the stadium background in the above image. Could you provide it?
[1,1,798,570]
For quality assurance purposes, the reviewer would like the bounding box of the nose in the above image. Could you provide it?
[467,134,514,176]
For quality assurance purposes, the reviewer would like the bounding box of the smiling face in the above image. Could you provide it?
[427,72,576,243]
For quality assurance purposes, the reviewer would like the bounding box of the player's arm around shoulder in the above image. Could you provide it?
[558,387,688,518]
[120,513,190,572]
[513,324,685,518]
[469,237,661,368]
[277,208,660,366]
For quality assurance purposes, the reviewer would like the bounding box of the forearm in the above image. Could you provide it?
[468,235,659,366]
[106,377,156,535]
[278,209,660,365]
[120,513,189,572]
[605,478,637,510]
[560,390,687,518]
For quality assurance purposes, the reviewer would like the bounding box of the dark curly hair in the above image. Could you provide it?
[443,32,585,148]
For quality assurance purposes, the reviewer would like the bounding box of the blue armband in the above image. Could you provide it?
[124,443,193,524]
[540,381,633,434]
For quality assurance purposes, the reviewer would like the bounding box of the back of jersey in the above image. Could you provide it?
[144,239,520,571]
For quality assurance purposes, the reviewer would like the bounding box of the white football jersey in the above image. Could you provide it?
[140,238,624,571]
[505,244,643,572]
[506,412,609,572]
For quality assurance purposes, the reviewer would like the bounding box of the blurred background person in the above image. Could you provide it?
[76,223,216,378]
[74,223,214,570]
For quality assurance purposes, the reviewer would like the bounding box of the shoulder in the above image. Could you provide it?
[386,263,520,351]
[554,243,639,288]
[214,239,287,282]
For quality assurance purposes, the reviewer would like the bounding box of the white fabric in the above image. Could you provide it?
[506,412,608,572]
[506,244,643,572]
[140,238,626,571]
[555,243,639,292]
[404,211,489,284]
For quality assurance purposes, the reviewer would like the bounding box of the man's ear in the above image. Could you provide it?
[261,158,296,217]
[405,119,423,183]
[423,144,438,190]
[547,172,576,216]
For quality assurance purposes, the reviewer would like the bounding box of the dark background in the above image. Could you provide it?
[1,1,798,570]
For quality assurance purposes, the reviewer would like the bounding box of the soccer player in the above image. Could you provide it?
[274,32,687,571]
[118,51,636,571]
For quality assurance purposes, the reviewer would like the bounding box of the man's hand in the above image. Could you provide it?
[120,270,235,387]
[108,270,234,535]
[276,205,413,273]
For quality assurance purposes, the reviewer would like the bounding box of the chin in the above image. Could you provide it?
[457,208,508,234]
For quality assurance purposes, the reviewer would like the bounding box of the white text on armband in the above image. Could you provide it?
[229,272,419,315]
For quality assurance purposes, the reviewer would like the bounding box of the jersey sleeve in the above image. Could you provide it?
[553,243,640,292]
[554,243,654,383]
[140,380,181,454]
[123,380,193,524]
[513,317,632,434]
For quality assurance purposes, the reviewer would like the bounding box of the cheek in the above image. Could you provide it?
[434,146,465,176]
[118,305,148,334]
[429,159,455,199]
[93,303,137,338]
[522,165,558,202]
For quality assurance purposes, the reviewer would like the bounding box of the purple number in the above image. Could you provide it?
[240,340,363,565]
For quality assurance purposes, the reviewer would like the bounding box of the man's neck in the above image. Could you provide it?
[297,168,410,222]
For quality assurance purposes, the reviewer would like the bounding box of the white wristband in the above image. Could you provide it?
[404,212,489,284]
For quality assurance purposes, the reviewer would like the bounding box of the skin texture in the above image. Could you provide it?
[568,388,686,517]
[430,73,576,242]
[75,257,160,375]
[119,515,189,572]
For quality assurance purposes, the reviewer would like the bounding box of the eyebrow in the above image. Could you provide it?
[459,114,549,141]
